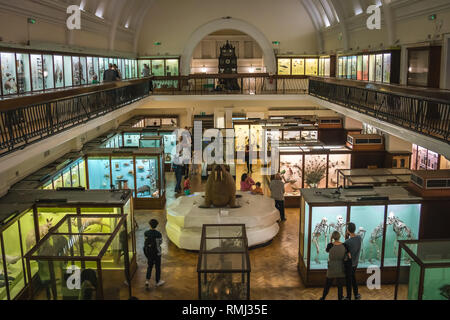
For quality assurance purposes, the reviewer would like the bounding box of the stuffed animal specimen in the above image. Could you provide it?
[200,164,240,208]
[26,218,53,250]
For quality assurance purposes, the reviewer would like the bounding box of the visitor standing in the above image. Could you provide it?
[142,64,151,77]
[113,64,121,80]
[343,222,362,300]
[245,143,252,173]
[270,173,286,221]
[144,219,165,288]
[103,64,117,82]
[320,231,346,300]
[173,154,184,193]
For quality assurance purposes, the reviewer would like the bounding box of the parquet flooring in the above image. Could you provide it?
[130,172,397,300]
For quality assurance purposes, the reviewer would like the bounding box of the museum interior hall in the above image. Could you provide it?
[0,0,449,302]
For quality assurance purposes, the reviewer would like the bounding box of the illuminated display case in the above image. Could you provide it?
[337,50,400,84]
[299,186,422,286]
[277,56,330,76]
[197,225,250,300]
[1,52,17,95]
[16,53,31,93]
[0,189,135,300]
[25,214,131,300]
[85,148,166,209]
[395,240,450,300]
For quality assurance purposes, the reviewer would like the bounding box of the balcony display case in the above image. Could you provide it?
[0,189,135,300]
[25,214,131,300]
[53,55,64,88]
[16,53,31,93]
[337,50,400,84]
[43,55,54,90]
[85,148,166,209]
[276,56,330,76]
[197,225,250,300]
[30,54,44,91]
[299,186,422,286]
[395,240,450,300]
[1,52,17,95]
[64,56,72,87]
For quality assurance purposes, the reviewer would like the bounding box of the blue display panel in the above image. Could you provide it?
[123,133,140,147]
[349,205,385,267]
[303,201,310,267]
[310,206,348,269]
[135,157,159,198]
[111,157,135,196]
[87,157,110,190]
[384,204,421,267]
[161,132,177,163]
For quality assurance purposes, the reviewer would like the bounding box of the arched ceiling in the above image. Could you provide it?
[1,0,443,54]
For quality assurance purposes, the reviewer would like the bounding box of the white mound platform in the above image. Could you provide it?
[166,191,280,250]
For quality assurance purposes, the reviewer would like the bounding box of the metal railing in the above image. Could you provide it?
[309,79,450,143]
[0,79,151,156]
[151,73,309,95]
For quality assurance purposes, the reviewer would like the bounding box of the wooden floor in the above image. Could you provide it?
[130,171,397,300]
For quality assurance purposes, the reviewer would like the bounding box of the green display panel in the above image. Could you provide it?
[20,210,38,282]
[87,157,110,190]
[310,206,347,269]
[135,156,159,198]
[423,267,450,300]
[63,168,71,187]
[369,55,376,82]
[139,60,150,77]
[43,54,54,89]
[384,204,421,267]
[303,201,310,267]
[36,207,76,237]
[383,53,391,83]
[111,157,135,196]
[0,239,6,300]
[2,222,25,299]
[152,60,164,76]
[407,259,421,300]
[64,56,72,87]
[349,205,385,267]
[123,199,135,262]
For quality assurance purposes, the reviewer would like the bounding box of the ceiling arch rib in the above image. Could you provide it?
[301,0,325,52]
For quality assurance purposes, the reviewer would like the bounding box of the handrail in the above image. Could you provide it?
[309,79,450,143]
[0,79,152,157]
[0,77,153,111]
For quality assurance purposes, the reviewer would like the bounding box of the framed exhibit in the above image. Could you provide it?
[292,58,305,75]
[276,56,330,76]
[277,58,291,75]
[305,58,318,76]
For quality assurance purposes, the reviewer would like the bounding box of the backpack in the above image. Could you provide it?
[143,232,158,258]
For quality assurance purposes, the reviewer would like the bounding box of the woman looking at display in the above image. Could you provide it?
[240,173,255,192]
[320,231,346,300]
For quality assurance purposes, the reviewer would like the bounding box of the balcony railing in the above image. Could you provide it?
[151,73,309,95]
[309,79,450,143]
[0,79,151,157]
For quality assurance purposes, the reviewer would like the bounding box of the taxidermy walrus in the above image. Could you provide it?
[200,164,240,208]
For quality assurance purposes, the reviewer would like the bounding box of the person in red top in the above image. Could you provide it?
[183,175,191,195]
[240,173,255,191]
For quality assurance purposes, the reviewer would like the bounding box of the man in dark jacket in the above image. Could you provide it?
[144,219,165,288]
[343,222,362,300]
[103,64,117,82]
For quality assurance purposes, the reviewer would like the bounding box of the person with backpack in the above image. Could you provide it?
[143,219,165,288]
[343,222,362,300]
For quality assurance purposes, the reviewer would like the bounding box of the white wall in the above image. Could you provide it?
[138,0,318,57]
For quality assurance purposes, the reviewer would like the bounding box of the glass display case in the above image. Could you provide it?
[160,132,177,164]
[1,52,17,95]
[395,240,450,300]
[197,224,250,300]
[16,53,31,93]
[0,189,135,300]
[0,204,35,300]
[85,149,165,209]
[25,214,131,300]
[30,54,43,92]
[280,154,303,197]
[41,158,87,190]
[305,58,318,76]
[299,187,422,286]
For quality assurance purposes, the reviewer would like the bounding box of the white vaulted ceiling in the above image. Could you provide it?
[0,0,448,54]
